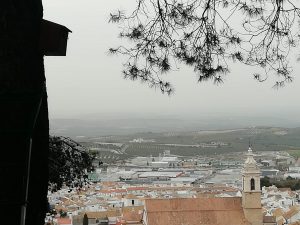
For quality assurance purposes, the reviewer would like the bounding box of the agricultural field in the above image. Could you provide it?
[82,127,300,159]
[287,150,300,159]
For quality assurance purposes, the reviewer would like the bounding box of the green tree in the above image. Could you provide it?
[110,0,300,93]
[59,209,67,218]
[260,176,271,188]
[286,175,295,181]
[293,181,300,190]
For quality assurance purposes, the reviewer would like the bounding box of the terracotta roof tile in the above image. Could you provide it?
[124,194,139,199]
[277,188,291,192]
[283,205,300,219]
[273,208,284,217]
[81,210,122,219]
[100,189,127,194]
[290,221,300,225]
[276,216,285,225]
[144,197,250,225]
[56,218,72,225]
[122,206,144,222]
[263,215,276,223]
[127,187,147,191]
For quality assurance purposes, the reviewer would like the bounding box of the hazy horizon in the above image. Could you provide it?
[50,113,300,138]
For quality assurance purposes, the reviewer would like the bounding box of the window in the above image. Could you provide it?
[250,178,255,190]
[242,178,244,189]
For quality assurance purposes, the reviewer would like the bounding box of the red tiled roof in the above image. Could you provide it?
[56,218,72,225]
[144,197,250,225]
[276,216,285,225]
[273,208,284,217]
[122,206,144,222]
[99,189,127,194]
[290,221,300,225]
[127,187,147,191]
[263,215,276,223]
[283,205,300,219]
[84,210,121,219]
[124,194,139,199]
[277,188,291,192]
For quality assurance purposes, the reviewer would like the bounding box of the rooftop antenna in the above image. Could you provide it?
[248,138,253,149]
[248,138,253,154]
[248,126,256,150]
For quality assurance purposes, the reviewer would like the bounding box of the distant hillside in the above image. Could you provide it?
[117,127,300,156]
[72,126,300,157]
[50,115,300,138]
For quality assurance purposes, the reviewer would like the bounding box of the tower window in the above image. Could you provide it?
[250,178,255,190]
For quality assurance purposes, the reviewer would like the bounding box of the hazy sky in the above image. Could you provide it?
[43,0,300,120]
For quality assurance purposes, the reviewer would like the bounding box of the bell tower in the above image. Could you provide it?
[242,146,262,225]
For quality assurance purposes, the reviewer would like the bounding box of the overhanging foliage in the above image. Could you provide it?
[49,136,94,192]
[110,0,300,93]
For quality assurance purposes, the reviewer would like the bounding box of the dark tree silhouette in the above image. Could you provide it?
[260,176,272,189]
[261,176,300,190]
[110,0,300,93]
[48,136,94,192]
[83,213,89,225]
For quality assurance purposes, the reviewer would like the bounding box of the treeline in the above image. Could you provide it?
[261,176,300,191]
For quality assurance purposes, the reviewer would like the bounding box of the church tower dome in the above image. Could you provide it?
[245,147,258,167]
